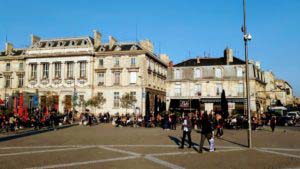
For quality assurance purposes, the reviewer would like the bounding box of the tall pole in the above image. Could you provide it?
[243,0,252,148]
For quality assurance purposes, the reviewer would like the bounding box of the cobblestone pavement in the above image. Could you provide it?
[0,124,299,169]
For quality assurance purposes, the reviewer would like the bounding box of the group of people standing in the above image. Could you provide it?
[179,112,224,153]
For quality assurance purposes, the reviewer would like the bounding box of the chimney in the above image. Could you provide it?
[159,54,170,64]
[93,30,102,49]
[109,36,117,49]
[139,40,153,53]
[31,34,40,45]
[168,61,173,67]
[255,61,261,69]
[197,57,201,64]
[5,42,13,55]
[224,48,233,64]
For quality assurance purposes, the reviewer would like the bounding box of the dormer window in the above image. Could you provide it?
[114,45,121,51]
[99,46,106,52]
[46,42,53,47]
[57,41,65,47]
[130,45,137,51]
[70,41,77,46]
[82,40,88,46]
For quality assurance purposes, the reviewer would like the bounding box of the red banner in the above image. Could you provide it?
[18,94,23,117]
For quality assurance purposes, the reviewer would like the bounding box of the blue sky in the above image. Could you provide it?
[0,0,299,96]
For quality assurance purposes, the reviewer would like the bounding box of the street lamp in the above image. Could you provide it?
[138,76,144,115]
[242,0,252,148]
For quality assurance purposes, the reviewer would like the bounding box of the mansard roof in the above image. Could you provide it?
[30,36,94,49]
[0,48,26,57]
[95,42,142,52]
[174,56,245,67]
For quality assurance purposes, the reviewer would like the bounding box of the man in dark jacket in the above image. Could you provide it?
[199,112,213,153]
[179,113,192,149]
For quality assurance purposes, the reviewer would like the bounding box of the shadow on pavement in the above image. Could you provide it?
[218,137,248,148]
[0,124,78,143]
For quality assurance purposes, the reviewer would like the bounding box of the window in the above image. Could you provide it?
[237,83,244,96]
[97,73,105,86]
[194,68,202,79]
[113,92,120,108]
[130,57,136,66]
[18,75,24,87]
[194,84,202,96]
[79,62,86,78]
[42,63,49,79]
[175,84,181,96]
[54,62,61,79]
[174,69,182,80]
[5,76,11,88]
[215,68,222,78]
[130,72,137,84]
[67,62,74,78]
[19,63,24,70]
[147,59,151,69]
[79,95,85,106]
[6,63,10,71]
[130,91,136,100]
[99,59,104,67]
[114,72,121,85]
[237,67,243,77]
[97,92,103,98]
[216,83,223,96]
[30,64,37,79]
[115,57,120,67]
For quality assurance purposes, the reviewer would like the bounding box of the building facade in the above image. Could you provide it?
[0,31,168,115]
[264,71,295,107]
[166,48,267,115]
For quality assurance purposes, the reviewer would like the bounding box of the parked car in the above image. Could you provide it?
[276,116,297,126]
[286,111,300,120]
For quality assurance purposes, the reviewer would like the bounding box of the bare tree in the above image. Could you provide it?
[120,92,137,114]
[86,95,106,114]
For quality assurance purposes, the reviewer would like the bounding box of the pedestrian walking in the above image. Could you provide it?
[179,113,192,149]
[215,114,224,138]
[199,112,213,153]
[270,116,276,132]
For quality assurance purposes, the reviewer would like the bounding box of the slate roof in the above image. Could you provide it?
[174,56,245,67]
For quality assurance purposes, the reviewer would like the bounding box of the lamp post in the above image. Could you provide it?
[242,0,252,148]
[138,76,144,116]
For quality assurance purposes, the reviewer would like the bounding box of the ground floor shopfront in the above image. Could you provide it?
[167,97,245,115]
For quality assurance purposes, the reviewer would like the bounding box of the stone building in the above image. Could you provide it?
[166,48,267,115]
[0,30,168,115]
[264,71,295,107]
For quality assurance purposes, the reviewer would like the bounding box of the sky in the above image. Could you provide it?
[0,0,299,96]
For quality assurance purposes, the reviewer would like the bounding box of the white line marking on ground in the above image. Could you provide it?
[0,144,243,150]
[25,156,140,169]
[260,147,300,152]
[98,146,141,156]
[255,148,300,159]
[145,155,185,169]
[0,147,89,157]
[146,148,245,157]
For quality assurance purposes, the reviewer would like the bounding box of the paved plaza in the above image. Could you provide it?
[0,124,299,169]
